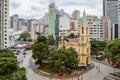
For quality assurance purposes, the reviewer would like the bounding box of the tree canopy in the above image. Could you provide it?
[104,39,120,68]
[91,39,107,56]
[0,49,27,80]
[32,42,49,66]
[36,35,47,44]
[32,35,79,74]
[49,47,78,73]
[19,31,31,41]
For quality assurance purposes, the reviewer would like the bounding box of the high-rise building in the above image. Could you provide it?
[48,3,56,37]
[102,16,112,41]
[10,15,19,31]
[118,0,120,37]
[0,0,9,49]
[18,19,26,31]
[112,24,118,39]
[103,0,118,38]
[103,0,118,25]
[59,15,70,37]
[72,10,80,20]
[87,16,106,41]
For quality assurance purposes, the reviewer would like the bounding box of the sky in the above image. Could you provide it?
[10,0,103,19]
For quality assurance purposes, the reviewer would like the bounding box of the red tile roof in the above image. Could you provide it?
[68,38,79,43]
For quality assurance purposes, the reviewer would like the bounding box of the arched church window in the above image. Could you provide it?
[87,47,89,53]
[82,27,84,34]
[86,27,88,34]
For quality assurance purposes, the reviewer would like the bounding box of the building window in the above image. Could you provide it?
[82,27,84,34]
[87,38,88,42]
[87,47,89,53]
[86,27,88,34]
[81,38,84,41]
[5,42,7,44]
[5,19,7,21]
[5,12,7,14]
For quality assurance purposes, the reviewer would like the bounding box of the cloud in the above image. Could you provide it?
[10,0,103,19]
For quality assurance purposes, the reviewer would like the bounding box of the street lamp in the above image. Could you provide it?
[78,69,84,80]
[26,65,28,74]
[98,63,100,72]
[78,71,80,80]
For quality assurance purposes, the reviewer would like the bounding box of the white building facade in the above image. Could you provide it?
[87,16,106,41]
[0,0,9,49]
[59,15,70,37]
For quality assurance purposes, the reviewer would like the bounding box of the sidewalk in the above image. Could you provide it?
[20,53,120,80]
[29,56,120,80]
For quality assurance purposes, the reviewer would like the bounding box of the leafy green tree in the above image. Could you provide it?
[32,42,49,66]
[19,31,31,41]
[104,39,120,68]
[0,49,27,80]
[49,47,78,73]
[36,35,47,44]
[91,39,107,56]
[47,35,55,45]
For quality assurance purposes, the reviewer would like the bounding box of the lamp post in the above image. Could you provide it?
[78,71,80,80]
[26,65,28,74]
[78,70,84,80]
[98,63,100,72]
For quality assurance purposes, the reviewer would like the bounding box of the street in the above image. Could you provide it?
[19,51,120,80]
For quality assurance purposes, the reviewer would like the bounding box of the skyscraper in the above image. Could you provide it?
[72,10,80,20]
[103,0,118,25]
[48,3,56,37]
[10,15,19,31]
[118,0,120,37]
[0,0,9,49]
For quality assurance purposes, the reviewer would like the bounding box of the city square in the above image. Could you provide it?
[0,0,120,80]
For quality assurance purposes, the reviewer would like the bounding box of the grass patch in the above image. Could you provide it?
[41,66,53,73]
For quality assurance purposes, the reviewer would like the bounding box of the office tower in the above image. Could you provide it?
[72,10,80,20]
[10,15,19,31]
[103,0,118,38]
[55,10,60,37]
[102,16,111,41]
[18,19,28,31]
[103,0,118,25]
[112,24,118,39]
[0,0,9,49]
[118,0,120,37]
[48,3,56,38]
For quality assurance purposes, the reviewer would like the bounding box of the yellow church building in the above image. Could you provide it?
[59,10,91,66]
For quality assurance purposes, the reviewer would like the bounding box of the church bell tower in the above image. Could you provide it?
[78,10,91,65]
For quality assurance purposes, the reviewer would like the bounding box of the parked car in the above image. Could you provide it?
[96,55,104,61]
